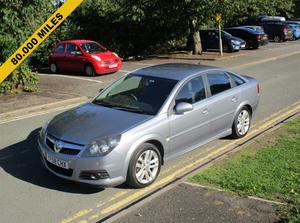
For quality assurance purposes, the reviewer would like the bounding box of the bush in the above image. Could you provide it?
[0,63,38,94]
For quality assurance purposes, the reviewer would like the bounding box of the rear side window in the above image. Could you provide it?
[228,72,245,86]
[207,72,231,96]
[53,44,65,53]
[176,76,206,104]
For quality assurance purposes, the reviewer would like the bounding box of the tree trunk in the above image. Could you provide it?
[190,19,202,55]
[193,30,202,55]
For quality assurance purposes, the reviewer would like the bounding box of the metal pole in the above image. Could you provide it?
[219,20,223,56]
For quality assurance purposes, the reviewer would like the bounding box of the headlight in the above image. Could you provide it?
[39,120,49,140]
[82,135,121,157]
[231,40,240,45]
[91,55,102,62]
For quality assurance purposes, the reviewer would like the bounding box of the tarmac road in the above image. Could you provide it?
[1,42,300,223]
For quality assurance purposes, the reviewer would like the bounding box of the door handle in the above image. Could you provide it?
[231,97,237,102]
[202,109,208,115]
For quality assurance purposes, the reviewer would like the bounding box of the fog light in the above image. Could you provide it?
[79,170,109,180]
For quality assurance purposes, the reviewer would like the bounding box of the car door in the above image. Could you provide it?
[168,75,212,159]
[64,43,85,71]
[205,71,241,137]
[50,43,66,69]
[207,31,220,49]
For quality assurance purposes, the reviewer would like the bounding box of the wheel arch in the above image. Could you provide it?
[122,134,166,178]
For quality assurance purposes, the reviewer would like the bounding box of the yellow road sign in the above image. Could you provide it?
[216,13,222,22]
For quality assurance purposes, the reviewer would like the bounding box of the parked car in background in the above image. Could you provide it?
[286,21,300,40]
[49,40,122,76]
[224,27,268,49]
[200,29,246,52]
[260,22,293,42]
[239,25,265,34]
[38,63,259,188]
[260,16,286,22]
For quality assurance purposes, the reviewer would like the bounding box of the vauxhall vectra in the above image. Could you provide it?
[38,63,259,188]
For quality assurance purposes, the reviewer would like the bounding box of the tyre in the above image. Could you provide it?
[126,143,162,188]
[85,64,96,77]
[223,44,230,52]
[49,63,58,73]
[274,36,280,42]
[231,106,252,139]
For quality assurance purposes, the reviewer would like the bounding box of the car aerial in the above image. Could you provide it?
[49,40,122,76]
[224,27,268,49]
[286,21,300,40]
[259,21,293,42]
[38,63,259,188]
[200,29,246,52]
[239,25,265,34]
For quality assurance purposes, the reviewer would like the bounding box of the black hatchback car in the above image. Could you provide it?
[224,27,268,49]
[260,22,293,42]
[200,29,246,52]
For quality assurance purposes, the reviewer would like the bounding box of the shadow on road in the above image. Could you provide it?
[0,128,103,194]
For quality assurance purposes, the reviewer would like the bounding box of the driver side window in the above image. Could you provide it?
[175,76,206,104]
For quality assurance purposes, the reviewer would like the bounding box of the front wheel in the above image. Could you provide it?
[85,64,96,77]
[126,143,162,188]
[231,107,252,139]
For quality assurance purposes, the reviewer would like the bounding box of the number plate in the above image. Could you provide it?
[46,154,69,169]
[109,63,118,68]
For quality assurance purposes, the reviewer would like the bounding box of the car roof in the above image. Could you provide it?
[58,40,96,44]
[131,63,222,81]
[226,27,257,34]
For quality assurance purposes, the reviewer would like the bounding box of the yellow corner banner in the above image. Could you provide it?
[0,0,84,84]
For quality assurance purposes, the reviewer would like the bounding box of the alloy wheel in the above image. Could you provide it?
[50,63,57,73]
[236,109,250,136]
[135,149,159,184]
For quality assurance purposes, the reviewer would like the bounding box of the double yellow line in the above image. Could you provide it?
[0,0,84,84]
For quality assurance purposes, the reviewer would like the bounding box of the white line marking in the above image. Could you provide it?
[38,73,103,83]
[130,62,155,66]
[118,69,131,73]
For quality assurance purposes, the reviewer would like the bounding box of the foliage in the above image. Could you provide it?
[0,0,296,93]
[190,116,300,222]
[0,0,61,93]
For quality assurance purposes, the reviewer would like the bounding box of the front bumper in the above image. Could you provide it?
[37,139,126,187]
[93,60,123,75]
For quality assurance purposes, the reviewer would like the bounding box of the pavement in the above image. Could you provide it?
[112,183,280,223]
[1,40,300,223]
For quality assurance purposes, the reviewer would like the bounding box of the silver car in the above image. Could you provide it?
[38,63,259,188]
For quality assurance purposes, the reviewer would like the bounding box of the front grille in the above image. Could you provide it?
[45,159,73,177]
[45,134,82,156]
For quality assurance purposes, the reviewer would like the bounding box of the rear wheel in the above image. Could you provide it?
[85,64,95,77]
[127,143,162,188]
[231,107,252,139]
[50,63,58,73]
[274,36,280,42]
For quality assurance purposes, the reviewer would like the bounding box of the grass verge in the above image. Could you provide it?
[190,115,300,222]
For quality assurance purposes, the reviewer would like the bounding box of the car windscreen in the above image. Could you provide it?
[80,42,106,53]
[93,74,178,115]
[221,31,232,38]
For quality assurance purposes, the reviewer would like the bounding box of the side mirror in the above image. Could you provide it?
[175,102,193,114]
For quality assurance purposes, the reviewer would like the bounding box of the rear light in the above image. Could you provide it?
[257,35,261,40]
[283,28,288,34]
[256,83,260,94]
